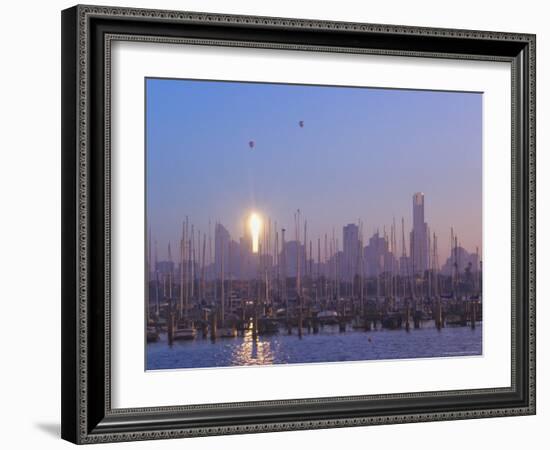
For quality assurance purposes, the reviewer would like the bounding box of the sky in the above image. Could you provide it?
[146,78,482,263]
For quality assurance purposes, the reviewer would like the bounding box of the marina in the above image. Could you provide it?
[146,196,483,370]
[144,80,483,370]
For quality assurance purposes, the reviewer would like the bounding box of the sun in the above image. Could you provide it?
[249,212,262,253]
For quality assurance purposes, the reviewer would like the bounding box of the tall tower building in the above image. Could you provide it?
[410,192,428,273]
[343,223,359,281]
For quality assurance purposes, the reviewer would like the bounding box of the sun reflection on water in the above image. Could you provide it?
[232,320,274,366]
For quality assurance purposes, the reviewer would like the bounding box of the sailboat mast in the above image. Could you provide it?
[208,220,212,294]
[168,242,173,310]
[475,246,480,294]
[201,234,206,302]
[281,228,287,319]
[190,225,194,300]
[401,218,406,298]
[275,227,279,304]
[220,234,224,326]
[315,237,321,303]
[426,227,432,298]
[309,239,313,290]
[303,218,307,285]
[451,227,456,298]
[295,210,301,298]
[180,221,185,319]
[324,233,328,300]
[147,227,152,321]
[432,233,439,298]
[391,218,396,299]
[154,239,159,317]
[359,220,364,309]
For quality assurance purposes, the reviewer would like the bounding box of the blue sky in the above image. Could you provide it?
[146,78,482,261]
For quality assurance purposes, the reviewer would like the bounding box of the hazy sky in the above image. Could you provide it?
[146,78,482,262]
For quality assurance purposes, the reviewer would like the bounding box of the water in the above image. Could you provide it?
[147,322,482,370]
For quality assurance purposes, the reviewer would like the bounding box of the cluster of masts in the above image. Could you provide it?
[146,210,481,328]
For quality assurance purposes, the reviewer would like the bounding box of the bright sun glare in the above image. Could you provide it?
[249,212,262,253]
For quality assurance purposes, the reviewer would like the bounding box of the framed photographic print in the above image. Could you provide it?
[61,4,536,444]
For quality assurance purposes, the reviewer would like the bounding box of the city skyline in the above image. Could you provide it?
[149,192,480,282]
[145,77,484,368]
[146,78,482,263]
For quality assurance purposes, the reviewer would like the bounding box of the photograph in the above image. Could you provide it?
[57,3,537,445]
[145,78,483,370]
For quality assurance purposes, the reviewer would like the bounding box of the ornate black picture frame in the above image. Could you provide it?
[61,4,536,444]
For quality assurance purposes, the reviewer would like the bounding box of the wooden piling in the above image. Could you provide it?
[436,298,442,331]
[338,319,346,333]
[312,318,319,334]
[252,309,258,340]
[168,312,175,345]
[210,311,217,342]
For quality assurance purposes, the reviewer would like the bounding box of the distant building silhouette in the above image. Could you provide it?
[441,246,480,276]
[399,255,410,277]
[410,192,429,273]
[280,240,306,278]
[364,232,397,277]
[342,223,359,281]
[214,223,230,277]
[155,260,174,275]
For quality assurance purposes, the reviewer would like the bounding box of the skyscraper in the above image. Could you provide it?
[363,231,397,278]
[280,240,305,279]
[410,192,429,273]
[343,224,359,281]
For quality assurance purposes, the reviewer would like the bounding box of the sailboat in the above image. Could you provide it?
[147,323,160,342]
[172,224,197,341]
[173,324,197,340]
[217,231,237,339]
[218,326,237,338]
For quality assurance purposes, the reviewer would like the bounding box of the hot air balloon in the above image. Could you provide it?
[248,140,255,149]
[299,120,304,128]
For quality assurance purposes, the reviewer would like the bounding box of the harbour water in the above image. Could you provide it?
[146,322,482,370]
